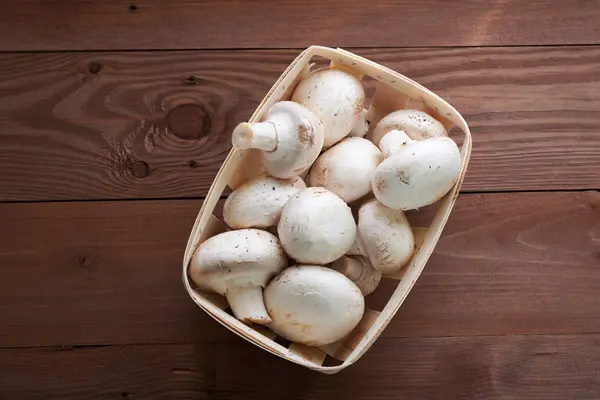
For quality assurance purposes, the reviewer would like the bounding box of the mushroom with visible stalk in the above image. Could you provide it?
[231,101,324,179]
[370,109,448,147]
[292,67,366,147]
[223,173,306,229]
[264,265,365,346]
[189,229,287,325]
[358,199,415,274]
[372,131,462,210]
[278,187,356,264]
[308,137,383,203]
[331,256,382,295]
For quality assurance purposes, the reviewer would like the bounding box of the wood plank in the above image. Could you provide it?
[1,47,599,201]
[1,335,600,399]
[0,0,599,51]
[0,192,598,348]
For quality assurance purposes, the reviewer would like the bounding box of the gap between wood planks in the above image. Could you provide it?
[3,331,600,351]
[0,189,598,205]
[3,42,600,55]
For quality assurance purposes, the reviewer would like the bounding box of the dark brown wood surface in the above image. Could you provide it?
[1,46,599,201]
[0,192,598,348]
[0,0,599,51]
[2,1,600,397]
[2,335,600,399]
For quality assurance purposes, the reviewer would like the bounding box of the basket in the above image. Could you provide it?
[182,46,472,374]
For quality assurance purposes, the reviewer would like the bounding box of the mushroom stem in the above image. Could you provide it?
[378,130,415,158]
[347,230,368,256]
[226,285,272,325]
[332,256,364,281]
[349,109,370,138]
[232,122,278,152]
[331,256,382,296]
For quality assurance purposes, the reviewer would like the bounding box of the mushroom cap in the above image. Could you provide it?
[264,265,365,346]
[260,101,325,179]
[331,256,382,295]
[223,173,306,229]
[358,199,415,274]
[370,109,448,146]
[308,137,383,203]
[291,68,365,148]
[277,187,356,264]
[189,229,287,295]
[372,136,462,210]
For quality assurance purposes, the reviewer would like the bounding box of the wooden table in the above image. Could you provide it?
[1,1,599,398]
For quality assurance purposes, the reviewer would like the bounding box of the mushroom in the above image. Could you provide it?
[372,131,462,210]
[291,67,366,147]
[264,265,365,346]
[358,198,415,274]
[378,129,411,158]
[331,256,382,295]
[189,229,287,325]
[223,173,306,229]
[232,101,324,179]
[308,137,383,203]
[277,187,356,264]
[370,109,448,147]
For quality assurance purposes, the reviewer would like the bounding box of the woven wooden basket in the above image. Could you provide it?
[182,45,472,374]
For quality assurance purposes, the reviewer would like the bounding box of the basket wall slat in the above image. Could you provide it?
[288,343,327,366]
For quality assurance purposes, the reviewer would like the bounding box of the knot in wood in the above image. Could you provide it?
[167,104,210,141]
[131,160,150,178]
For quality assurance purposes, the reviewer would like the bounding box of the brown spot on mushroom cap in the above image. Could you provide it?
[374,176,387,192]
[354,96,365,117]
[396,168,410,185]
[296,120,315,147]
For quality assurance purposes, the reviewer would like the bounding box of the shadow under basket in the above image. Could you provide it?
[182,46,472,374]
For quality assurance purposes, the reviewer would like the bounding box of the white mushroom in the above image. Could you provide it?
[232,101,324,179]
[264,265,365,346]
[372,132,462,210]
[277,187,356,264]
[331,256,382,295]
[358,199,415,274]
[223,173,306,229]
[291,67,366,147]
[378,129,412,159]
[189,229,287,325]
[370,109,448,147]
[308,137,383,203]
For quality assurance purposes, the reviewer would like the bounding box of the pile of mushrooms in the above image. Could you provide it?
[188,65,463,347]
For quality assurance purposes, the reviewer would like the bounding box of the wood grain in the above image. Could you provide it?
[0,0,599,51]
[1,46,599,201]
[0,191,598,348]
[2,335,600,399]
